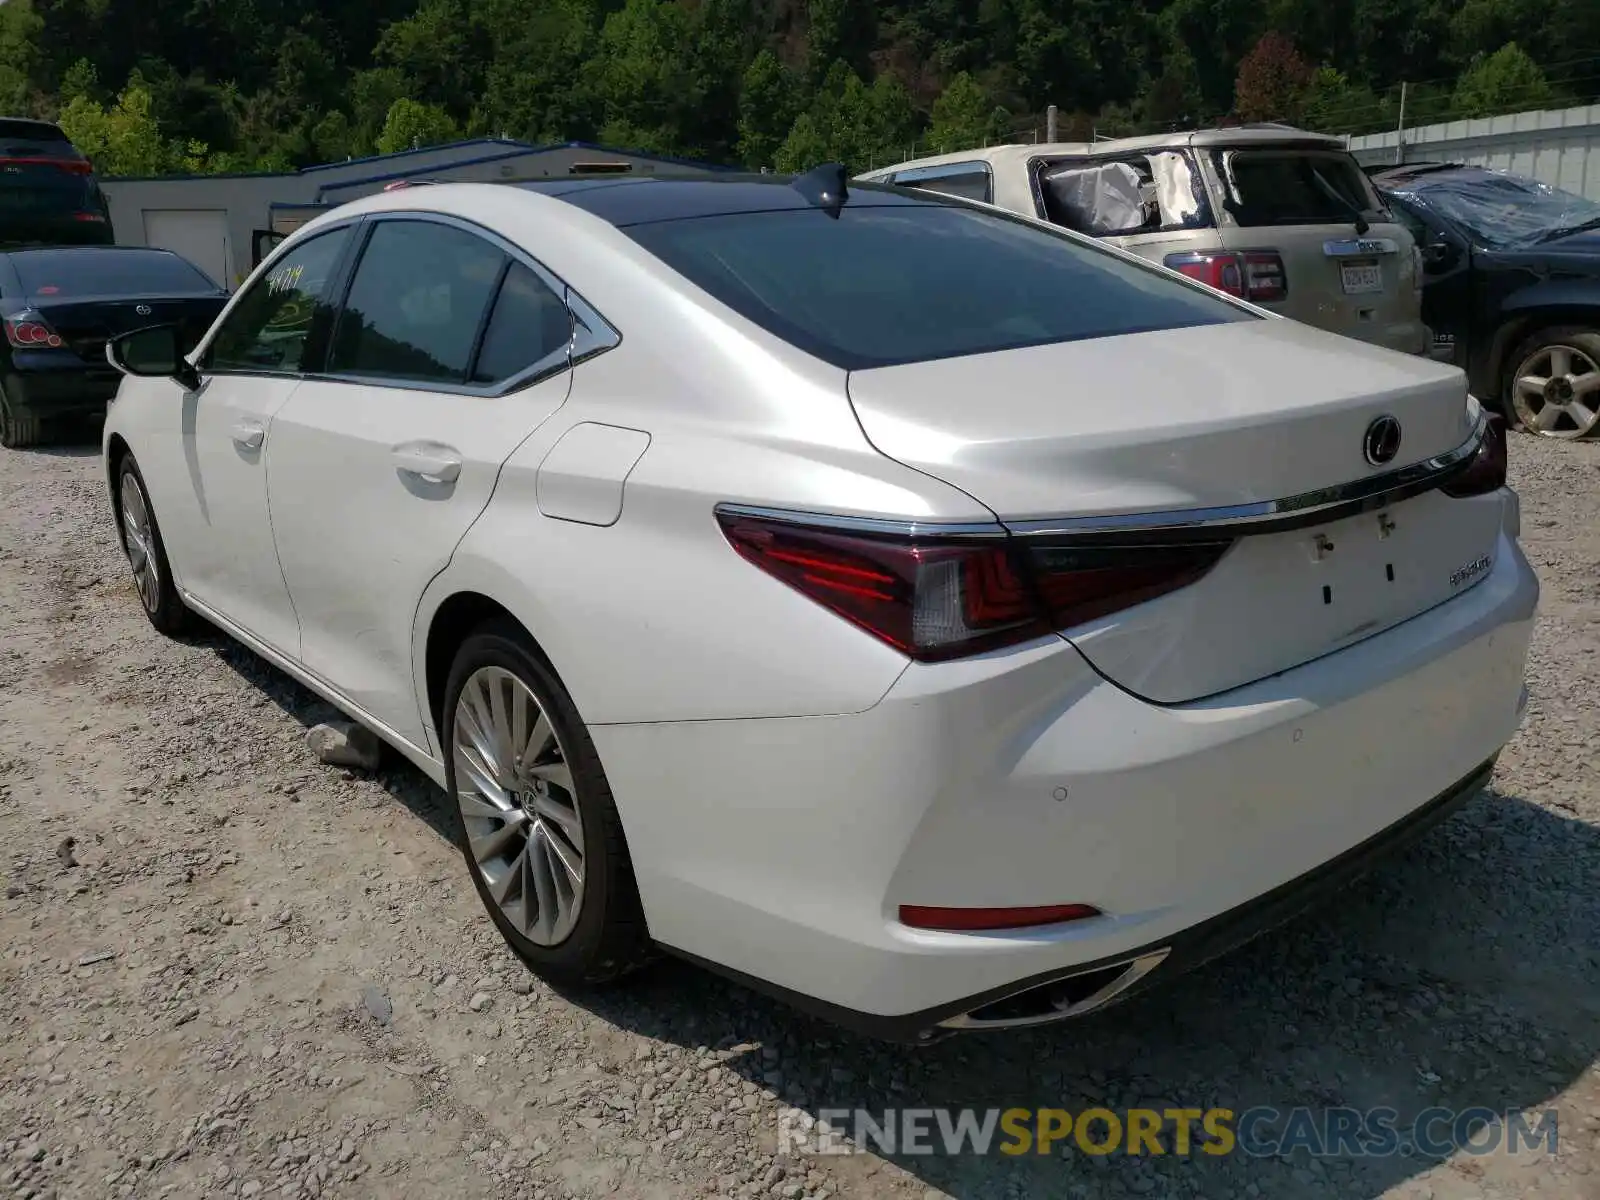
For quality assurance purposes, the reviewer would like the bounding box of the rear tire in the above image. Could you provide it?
[116,455,194,636]
[442,619,652,987]
[1504,327,1600,439]
[0,385,42,449]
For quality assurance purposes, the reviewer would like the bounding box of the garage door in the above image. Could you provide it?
[142,209,232,290]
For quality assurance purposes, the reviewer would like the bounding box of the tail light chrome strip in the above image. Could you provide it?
[1007,411,1490,544]
[715,412,1488,547]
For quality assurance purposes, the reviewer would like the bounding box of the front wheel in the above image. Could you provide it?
[116,455,194,635]
[442,620,652,986]
[1505,328,1600,439]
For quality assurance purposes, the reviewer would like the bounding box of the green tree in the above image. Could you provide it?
[58,83,172,176]
[585,0,698,154]
[0,0,43,115]
[927,72,1005,153]
[376,98,460,155]
[737,49,798,169]
[1140,43,1206,128]
[1300,66,1387,133]
[475,0,601,142]
[775,61,919,173]
[1453,42,1553,118]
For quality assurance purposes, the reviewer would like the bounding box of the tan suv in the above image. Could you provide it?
[858,127,1429,356]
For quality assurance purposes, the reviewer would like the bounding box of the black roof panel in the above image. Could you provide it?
[514,174,936,227]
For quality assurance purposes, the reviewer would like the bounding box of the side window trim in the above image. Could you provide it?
[308,210,621,398]
[197,220,362,378]
[889,160,993,203]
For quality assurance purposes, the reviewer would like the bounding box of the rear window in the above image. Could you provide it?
[12,249,218,297]
[624,203,1251,370]
[1213,150,1384,227]
[0,163,95,212]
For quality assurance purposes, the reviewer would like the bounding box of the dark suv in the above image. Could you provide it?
[1371,162,1600,440]
[0,118,115,249]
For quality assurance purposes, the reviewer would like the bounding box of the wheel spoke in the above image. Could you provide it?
[1568,399,1599,434]
[1550,347,1572,377]
[541,820,584,889]
[522,712,555,767]
[469,815,527,865]
[1571,371,1600,398]
[1516,374,1548,396]
[534,793,583,850]
[525,759,573,794]
[451,665,587,947]
[1536,403,1563,431]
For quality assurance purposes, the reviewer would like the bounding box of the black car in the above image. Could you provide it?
[0,117,115,248]
[1,246,229,448]
[1370,162,1600,439]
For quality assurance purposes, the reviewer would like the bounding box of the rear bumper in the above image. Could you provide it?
[3,365,119,418]
[592,520,1537,1037]
[672,754,1497,1042]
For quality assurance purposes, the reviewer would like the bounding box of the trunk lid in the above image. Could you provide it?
[29,294,226,368]
[847,319,1497,703]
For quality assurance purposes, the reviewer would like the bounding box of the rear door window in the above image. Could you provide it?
[1213,150,1385,227]
[1039,152,1210,236]
[624,202,1252,371]
[328,220,505,385]
[469,262,572,385]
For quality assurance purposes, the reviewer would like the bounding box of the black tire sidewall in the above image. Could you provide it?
[441,623,645,984]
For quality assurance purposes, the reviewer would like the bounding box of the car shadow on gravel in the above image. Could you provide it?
[190,623,1598,1198]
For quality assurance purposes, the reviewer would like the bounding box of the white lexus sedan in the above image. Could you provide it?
[102,168,1536,1042]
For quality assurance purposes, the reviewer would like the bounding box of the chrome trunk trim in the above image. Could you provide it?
[1006,411,1487,543]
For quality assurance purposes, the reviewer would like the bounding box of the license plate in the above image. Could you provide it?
[1341,260,1383,295]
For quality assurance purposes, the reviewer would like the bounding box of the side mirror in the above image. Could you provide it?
[1421,237,1458,269]
[107,325,201,391]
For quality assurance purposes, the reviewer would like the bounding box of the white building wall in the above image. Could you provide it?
[1346,103,1600,200]
[103,141,731,289]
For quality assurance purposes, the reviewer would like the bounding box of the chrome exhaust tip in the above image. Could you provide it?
[935,950,1170,1032]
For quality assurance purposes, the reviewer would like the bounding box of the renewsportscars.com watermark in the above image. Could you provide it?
[777,1106,1560,1159]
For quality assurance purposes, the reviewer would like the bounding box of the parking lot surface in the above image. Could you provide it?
[2,436,1597,1200]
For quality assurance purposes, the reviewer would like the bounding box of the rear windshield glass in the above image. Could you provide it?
[624,203,1251,370]
[1213,150,1383,227]
[12,249,217,296]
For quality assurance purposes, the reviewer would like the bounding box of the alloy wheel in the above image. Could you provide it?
[1512,343,1600,438]
[452,665,585,946]
[120,472,161,613]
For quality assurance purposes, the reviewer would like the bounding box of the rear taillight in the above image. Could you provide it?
[1164,250,1286,303]
[0,155,94,175]
[1023,542,1231,632]
[72,210,106,222]
[716,511,1229,662]
[3,310,64,349]
[1442,414,1508,498]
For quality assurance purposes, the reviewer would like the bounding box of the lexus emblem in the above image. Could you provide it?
[135,304,152,316]
[1363,415,1402,466]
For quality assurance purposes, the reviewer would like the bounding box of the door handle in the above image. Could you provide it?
[391,441,463,485]
[230,419,265,451]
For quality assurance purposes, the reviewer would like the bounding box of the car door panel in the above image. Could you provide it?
[141,225,354,655]
[264,219,580,750]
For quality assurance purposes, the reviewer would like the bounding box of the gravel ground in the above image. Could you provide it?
[1,434,1597,1200]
